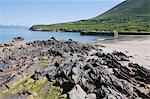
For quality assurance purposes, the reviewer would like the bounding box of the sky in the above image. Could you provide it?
[0,0,125,26]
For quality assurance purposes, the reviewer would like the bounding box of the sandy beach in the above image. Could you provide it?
[100,39,150,69]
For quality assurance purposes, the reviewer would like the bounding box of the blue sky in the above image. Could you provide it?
[0,0,125,26]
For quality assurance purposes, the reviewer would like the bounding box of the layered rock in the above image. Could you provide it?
[0,37,150,99]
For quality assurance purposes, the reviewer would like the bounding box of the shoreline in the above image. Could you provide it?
[99,39,150,69]
[1,36,150,69]
[0,37,150,98]
[1,37,150,71]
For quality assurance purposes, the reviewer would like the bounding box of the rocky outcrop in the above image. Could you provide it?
[29,26,85,32]
[13,37,24,41]
[0,37,150,99]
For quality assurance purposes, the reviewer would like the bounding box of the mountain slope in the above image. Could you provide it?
[93,0,150,19]
[30,0,150,32]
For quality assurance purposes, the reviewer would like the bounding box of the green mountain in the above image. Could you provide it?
[30,0,150,32]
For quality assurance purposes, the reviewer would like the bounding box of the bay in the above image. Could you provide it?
[0,27,107,43]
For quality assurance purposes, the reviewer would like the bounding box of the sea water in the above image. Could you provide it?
[0,27,107,43]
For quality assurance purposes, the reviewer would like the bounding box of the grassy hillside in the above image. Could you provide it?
[92,0,150,19]
[30,0,150,32]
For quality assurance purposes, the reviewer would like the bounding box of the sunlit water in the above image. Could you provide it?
[0,27,109,43]
[1,27,150,43]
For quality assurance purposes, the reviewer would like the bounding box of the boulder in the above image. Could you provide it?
[68,84,87,99]
[13,37,24,41]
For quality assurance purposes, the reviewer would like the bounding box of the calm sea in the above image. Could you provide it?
[0,27,108,43]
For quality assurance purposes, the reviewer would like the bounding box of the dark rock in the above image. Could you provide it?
[13,37,24,41]
[50,37,57,40]
[1,38,149,99]
[133,87,150,98]
[112,51,129,61]
[4,43,12,47]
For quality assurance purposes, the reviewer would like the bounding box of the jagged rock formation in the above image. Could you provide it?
[0,37,150,99]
